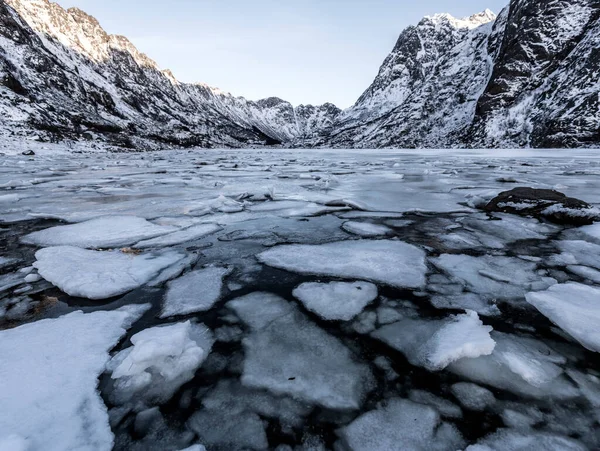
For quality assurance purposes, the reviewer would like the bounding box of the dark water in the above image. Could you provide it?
[2,212,599,450]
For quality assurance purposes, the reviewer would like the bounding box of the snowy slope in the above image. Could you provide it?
[314,0,600,149]
[0,0,340,150]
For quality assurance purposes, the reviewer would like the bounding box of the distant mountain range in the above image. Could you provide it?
[1,0,598,150]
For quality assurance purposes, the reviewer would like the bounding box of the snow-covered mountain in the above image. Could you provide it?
[313,0,599,149]
[0,0,340,149]
[0,0,598,150]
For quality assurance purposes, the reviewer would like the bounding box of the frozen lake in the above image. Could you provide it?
[1,148,600,451]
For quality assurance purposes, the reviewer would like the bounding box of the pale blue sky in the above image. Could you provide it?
[58,0,508,108]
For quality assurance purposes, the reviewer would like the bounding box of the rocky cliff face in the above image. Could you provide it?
[314,0,599,149]
[0,0,340,150]
[0,0,598,150]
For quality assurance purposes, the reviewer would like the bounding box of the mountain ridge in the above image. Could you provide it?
[1,0,598,150]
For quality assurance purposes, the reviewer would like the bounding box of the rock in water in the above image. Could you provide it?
[484,188,599,225]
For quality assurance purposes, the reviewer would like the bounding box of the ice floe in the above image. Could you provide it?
[342,221,393,237]
[467,429,587,451]
[22,216,176,249]
[109,321,214,407]
[34,246,184,299]
[525,283,600,352]
[337,398,464,451]
[431,254,557,300]
[160,266,231,318]
[448,332,578,399]
[228,292,373,410]
[292,281,378,321]
[572,222,600,245]
[372,311,495,371]
[258,240,427,289]
[555,240,600,270]
[0,305,148,451]
[135,224,222,248]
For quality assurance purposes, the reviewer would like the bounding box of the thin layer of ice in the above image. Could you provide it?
[466,429,587,451]
[135,224,222,248]
[429,293,501,316]
[372,311,495,371]
[448,332,578,399]
[0,305,148,451]
[572,222,600,245]
[342,221,393,237]
[160,267,231,318]
[292,281,378,321]
[451,382,496,411]
[337,398,464,451]
[22,216,176,249]
[258,240,427,289]
[556,240,600,270]
[431,254,556,299]
[228,292,373,410]
[34,246,184,299]
[525,283,600,352]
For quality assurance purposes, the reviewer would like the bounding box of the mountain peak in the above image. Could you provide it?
[425,9,496,30]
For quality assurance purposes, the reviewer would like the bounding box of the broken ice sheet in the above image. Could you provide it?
[372,311,495,371]
[466,429,587,451]
[448,331,579,400]
[0,305,149,451]
[258,240,427,288]
[34,246,185,299]
[525,283,600,353]
[292,281,378,321]
[227,292,374,410]
[160,266,231,318]
[341,220,394,237]
[22,215,177,249]
[108,321,214,407]
[431,254,557,300]
[135,223,222,248]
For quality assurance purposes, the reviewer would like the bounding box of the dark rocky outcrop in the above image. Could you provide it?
[484,187,599,225]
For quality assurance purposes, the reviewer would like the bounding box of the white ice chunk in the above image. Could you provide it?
[466,429,587,451]
[426,311,496,370]
[431,254,555,299]
[228,292,373,410]
[448,332,578,399]
[342,221,393,237]
[372,311,495,371]
[258,240,427,289]
[160,267,231,318]
[22,216,176,249]
[525,283,600,352]
[292,281,378,321]
[0,305,148,451]
[337,398,464,451]
[109,321,214,406]
[34,246,184,299]
[135,224,222,248]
